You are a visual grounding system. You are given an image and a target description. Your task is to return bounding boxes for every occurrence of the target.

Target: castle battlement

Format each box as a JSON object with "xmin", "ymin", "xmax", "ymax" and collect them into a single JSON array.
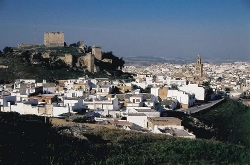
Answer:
[{"xmin": 44, "ymin": 32, "xmax": 64, "ymax": 47}]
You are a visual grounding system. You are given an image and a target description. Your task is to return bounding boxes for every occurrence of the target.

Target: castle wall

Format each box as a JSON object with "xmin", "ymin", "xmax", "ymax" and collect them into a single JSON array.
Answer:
[
  {"xmin": 44, "ymin": 32, "xmax": 64, "ymax": 47},
  {"xmin": 64, "ymin": 54, "xmax": 73, "ymax": 66},
  {"xmin": 92, "ymin": 46, "xmax": 102, "ymax": 60},
  {"xmin": 83, "ymin": 53, "xmax": 95, "ymax": 72},
  {"xmin": 76, "ymin": 53, "xmax": 98, "ymax": 73},
  {"xmin": 58, "ymin": 54, "xmax": 73, "ymax": 67},
  {"xmin": 77, "ymin": 41, "xmax": 85, "ymax": 50},
  {"xmin": 18, "ymin": 43, "xmax": 42, "ymax": 48}
]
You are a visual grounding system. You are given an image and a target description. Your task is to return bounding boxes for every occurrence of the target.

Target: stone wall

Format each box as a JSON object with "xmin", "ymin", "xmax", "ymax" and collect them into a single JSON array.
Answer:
[
  {"xmin": 102, "ymin": 58, "xmax": 112, "ymax": 63},
  {"xmin": 58, "ymin": 54, "xmax": 73, "ymax": 67},
  {"xmin": 42, "ymin": 52, "xmax": 50, "ymax": 59},
  {"xmin": 92, "ymin": 46, "xmax": 102, "ymax": 60},
  {"xmin": 44, "ymin": 32, "xmax": 64, "ymax": 47},
  {"xmin": 77, "ymin": 41, "xmax": 85, "ymax": 51},
  {"xmin": 64, "ymin": 54, "xmax": 73, "ymax": 66},
  {"xmin": 158, "ymin": 87, "xmax": 168, "ymax": 100},
  {"xmin": 76, "ymin": 53, "xmax": 98, "ymax": 72},
  {"xmin": 18, "ymin": 43, "xmax": 42, "ymax": 48}
]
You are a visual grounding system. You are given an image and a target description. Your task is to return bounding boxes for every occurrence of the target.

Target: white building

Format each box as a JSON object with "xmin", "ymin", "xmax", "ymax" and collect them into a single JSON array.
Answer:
[
  {"xmin": 167, "ymin": 90, "xmax": 195, "ymax": 108},
  {"xmin": 83, "ymin": 97, "xmax": 119, "ymax": 111},
  {"xmin": 165, "ymin": 77, "xmax": 187, "ymax": 86},
  {"xmin": 179, "ymin": 83, "xmax": 205, "ymax": 100},
  {"xmin": 127, "ymin": 113, "xmax": 147, "ymax": 128}
]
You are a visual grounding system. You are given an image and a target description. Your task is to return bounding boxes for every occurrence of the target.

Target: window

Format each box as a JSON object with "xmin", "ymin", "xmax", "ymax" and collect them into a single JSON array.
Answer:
[{"xmin": 136, "ymin": 99, "xmax": 140, "ymax": 102}]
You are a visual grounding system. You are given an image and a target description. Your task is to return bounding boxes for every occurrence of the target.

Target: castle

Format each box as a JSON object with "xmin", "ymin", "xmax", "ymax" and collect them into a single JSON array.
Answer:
[
  {"xmin": 44, "ymin": 32, "xmax": 64, "ymax": 47},
  {"xmin": 17, "ymin": 32, "xmax": 115, "ymax": 73}
]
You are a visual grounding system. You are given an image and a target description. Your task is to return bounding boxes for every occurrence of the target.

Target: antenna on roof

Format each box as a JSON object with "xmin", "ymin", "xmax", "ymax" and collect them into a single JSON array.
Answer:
[{"xmin": 34, "ymin": 23, "xmax": 37, "ymax": 44}]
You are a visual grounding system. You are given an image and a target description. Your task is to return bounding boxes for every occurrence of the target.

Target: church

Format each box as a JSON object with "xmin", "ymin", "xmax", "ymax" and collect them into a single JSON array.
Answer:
[{"xmin": 173, "ymin": 54, "xmax": 205, "ymax": 84}]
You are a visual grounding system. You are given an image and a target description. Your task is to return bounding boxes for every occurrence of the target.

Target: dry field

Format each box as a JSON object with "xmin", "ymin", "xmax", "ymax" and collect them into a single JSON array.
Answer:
[{"xmin": 50, "ymin": 117, "xmax": 115, "ymax": 129}]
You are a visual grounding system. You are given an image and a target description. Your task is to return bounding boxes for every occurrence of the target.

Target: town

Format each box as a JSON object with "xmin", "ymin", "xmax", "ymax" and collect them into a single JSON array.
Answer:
[{"xmin": 0, "ymin": 32, "xmax": 249, "ymax": 140}]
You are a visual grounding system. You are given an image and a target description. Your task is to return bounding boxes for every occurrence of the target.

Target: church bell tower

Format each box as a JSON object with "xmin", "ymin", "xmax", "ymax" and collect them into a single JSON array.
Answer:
[{"xmin": 195, "ymin": 54, "xmax": 203, "ymax": 77}]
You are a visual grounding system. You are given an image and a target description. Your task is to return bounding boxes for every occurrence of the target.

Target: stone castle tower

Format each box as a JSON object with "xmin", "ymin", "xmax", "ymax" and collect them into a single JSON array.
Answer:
[
  {"xmin": 195, "ymin": 54, "xmax": 203, "ymax": 77},
  {"xmin": 44, "ymin": 32, "xmax": 64, "ymax": 47},
  {"xmin": 92, "ymin": 46, "xmax": 102, "ymax": 60}
]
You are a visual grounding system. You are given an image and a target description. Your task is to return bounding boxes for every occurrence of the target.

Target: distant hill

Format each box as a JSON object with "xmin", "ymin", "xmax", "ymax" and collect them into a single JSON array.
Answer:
[
  {"xmin": 124, "ymin": 55, "xmax": 249, "ymax": 65},
  {"xmin": 124, "ymin": 56, "xmax": 195, "ymax": 65}
]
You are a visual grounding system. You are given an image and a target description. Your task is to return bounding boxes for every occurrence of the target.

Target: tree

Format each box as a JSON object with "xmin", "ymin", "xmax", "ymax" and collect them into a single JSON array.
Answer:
[
  {"xmin": 217, "ymin": 77, "xmax": 223, "ymax": 82},
  {"xmin": 140, "ymin": 87, "xmax": 151, "ymax": 93},
  {"xmin": 87, "ymin": 46, "xmax": 92, "ymax": 53},
  {"xmin": 21, "ymin": 50, "xmax": 31, "ymax": 64},
  {"xmin": 119, "ymin": 57, "xmax": 125, "ymax": 70},
  {"xmin": 69, "ymin": 43, "xmax": 77, "ymax": 47},
  {"xmin": 225, "ymin": 87, "xmax": 231, "ymax": 93},
  {"xmin": 111, "ymin": 86, "xmax": 121, "ymax": 94},
  {"xmin": 171, "ymin": 84, "xmax": 179, "ymax": 90},
  {"xmin": 3, "ymin": 46, "xmax": 13, "ymax": 54},
  {"xmin": 202, "ymin": 81, "xmax": 210, "ymax": 87}
]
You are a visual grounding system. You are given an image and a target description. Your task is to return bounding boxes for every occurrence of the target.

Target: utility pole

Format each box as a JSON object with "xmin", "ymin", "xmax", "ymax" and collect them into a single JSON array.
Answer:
[{"xmin": 34, "ymin": 23, "xmax": 37, "ymax": 45}]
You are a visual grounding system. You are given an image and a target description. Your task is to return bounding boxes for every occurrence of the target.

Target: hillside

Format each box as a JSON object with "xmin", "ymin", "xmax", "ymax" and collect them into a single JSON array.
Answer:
[
  {"xmin": 182, "ymin": 98, "xmax": 250, "ymax": 147},
  {"xmin": 0, "ymin": 46, "xmax": 133, "ymax": 83},
  {"xmin": 0, "ymin": 112, "xmax": 249, "ymax": 165}
]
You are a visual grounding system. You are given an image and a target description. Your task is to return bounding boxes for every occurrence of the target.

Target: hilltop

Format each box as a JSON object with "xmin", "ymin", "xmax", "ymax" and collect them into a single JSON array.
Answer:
[{"xmin": 0, "ymin": 46, "xmax": 133, "ymax": 83}]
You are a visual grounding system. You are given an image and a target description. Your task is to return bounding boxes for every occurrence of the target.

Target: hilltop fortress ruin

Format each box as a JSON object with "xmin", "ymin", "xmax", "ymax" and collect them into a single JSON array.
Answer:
[
  {"xmin": 17, "ymin": 32, "xmax": 120, "ymax": 73},
  {"xmin": 44, "ymin": 32, "xmax": 64, "ymax": 47}
]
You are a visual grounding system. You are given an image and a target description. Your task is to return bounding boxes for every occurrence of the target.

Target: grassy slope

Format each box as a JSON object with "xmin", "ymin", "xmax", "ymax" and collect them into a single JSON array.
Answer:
[
  {"xmin": 0, "ymin": 54, "xmax": 83, "ymax": 81},
  {"xmin": 182, "ymin": 98, "xmax": 250, "ymax": 148},
  {"xmin": 0, "ymin": 49, "xmax": 132, "ymax": 82},
  {"xmin": 0, "ymin": 112, "xmax": 249, "ymax": 165}
]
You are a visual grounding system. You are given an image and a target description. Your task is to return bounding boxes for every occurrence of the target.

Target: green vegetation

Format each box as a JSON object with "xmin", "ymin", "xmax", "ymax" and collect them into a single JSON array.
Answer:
[
  {"xmin": 72, "ymin": 116, "xmax": 95, "ymax": 123},
  {"xmin": 0, "ymin": 53, "xmax": 83, "ymax": 82},
  {"xmin": 97, "ymin": 51, "xmax": 125, "ymax": 70},
  {"xmin": 182, "ymin": 98, "xmax": 250, "ymax": 148},
  {"xmin": 0, "ymin": 47, "xmax": 132, "ymax": 83},
  {"xmin": 3, "ymin": 46, "xmax": 13, "ymax": 54},
  {"xmin": 0, "ymin": 112, "xmax": 249, "ymax": 165},
  {"xmin": 132, "ymin": 84, "xmax": 151, "ymax": 93},
  {"xmin": 225, "ymin": 87, "xmax": 231, "ymax": 92}
]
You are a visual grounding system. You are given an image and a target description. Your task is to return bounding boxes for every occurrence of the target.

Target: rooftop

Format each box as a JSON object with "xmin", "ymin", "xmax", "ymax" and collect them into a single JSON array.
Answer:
[
  {"xmin": 136, "ymin": 109, "xmax": 158, "ymax": 112},
  {"xmin": 148, "ymin": 117, "xmax": 181, "ymax": 123},
  {"xmin": 127, "ymin": 113, "xmax": 147, "ymax": 116}
]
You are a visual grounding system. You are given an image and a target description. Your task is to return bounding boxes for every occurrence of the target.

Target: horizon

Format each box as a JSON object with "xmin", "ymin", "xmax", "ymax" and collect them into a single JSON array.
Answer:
[{"xmin": 0, "ymin": 0, "xmax": 249, "ymax": 61}]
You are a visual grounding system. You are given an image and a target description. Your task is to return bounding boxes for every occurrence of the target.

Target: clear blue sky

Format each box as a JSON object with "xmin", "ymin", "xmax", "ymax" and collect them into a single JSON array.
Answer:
[{"xmin": 0, "ymin": 0, "xmax": 249, "ymax": 60}]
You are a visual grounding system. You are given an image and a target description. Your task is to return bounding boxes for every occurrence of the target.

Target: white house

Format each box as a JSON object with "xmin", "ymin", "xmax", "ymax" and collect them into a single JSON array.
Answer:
[
  {"xmin": 83, "ymin": 97, "xmax": 119, "ymax": 111},
  {"xmin": 64, "ymin": 89, "xmax": 86, "ymax": 98},
  {"xmin": 62, "ymin": 98, "xmax": 87, "ymax": 111},
  {"xmin": 167, "ymin": 90, "xmax": 195, "ymax": 108},
  {"xmin": 135, "ymin": 109, "xmax": 160, "ymax": 117},
  {"xmin": 164, "ymin": 77, "xmax": 187, "ymax": 86},
  {"xmin": 179, "ymin": 83, "xmax": 205, "ymax": 100},
  {"xmin": 127, "ymin": 113, "xmax": 147, "ymax": 128},
  {"xmin": 95, "ymin": 85, "xmax": 112, "ymax": 96},
  {"xmin": 126, "ymin": 94, "xmax": 145, "ymax": 108},
  {"xmin": 151, "ymin": 87, "xmax": 159, "ymax": 97}
]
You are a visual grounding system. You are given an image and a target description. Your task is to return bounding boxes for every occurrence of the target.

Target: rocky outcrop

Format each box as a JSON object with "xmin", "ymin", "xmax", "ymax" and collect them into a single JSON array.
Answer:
[{"xmin": 55, "ymin": 123, "xmax": 92, "ymax": 140}]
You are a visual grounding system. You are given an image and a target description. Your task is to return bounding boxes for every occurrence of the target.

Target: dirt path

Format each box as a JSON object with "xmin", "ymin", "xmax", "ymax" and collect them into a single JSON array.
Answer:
[{"xmin": 50, "ymin": 117, "xmax": 115, "ymax": 129}]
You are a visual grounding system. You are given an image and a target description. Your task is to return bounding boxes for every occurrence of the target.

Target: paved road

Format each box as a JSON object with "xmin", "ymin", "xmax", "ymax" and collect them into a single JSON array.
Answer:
[{"xmin": 176, "ymin": 98, "xmax": 224, "ymax": 114}]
